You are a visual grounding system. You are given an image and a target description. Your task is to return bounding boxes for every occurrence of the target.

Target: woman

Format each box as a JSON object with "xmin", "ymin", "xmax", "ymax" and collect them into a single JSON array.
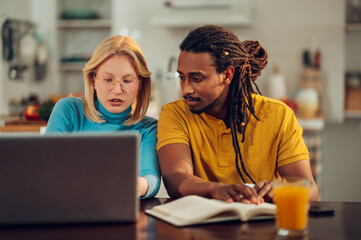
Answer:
[{"xmin": 46, "ymin": 35, "xmax": 160, "ymax": 198}]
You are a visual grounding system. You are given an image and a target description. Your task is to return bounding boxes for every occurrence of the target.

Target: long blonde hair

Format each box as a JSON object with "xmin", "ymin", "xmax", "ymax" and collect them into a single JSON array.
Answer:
[{"xmin": 82, "ymin": 35, "xmax": 151, "ymax": 125}]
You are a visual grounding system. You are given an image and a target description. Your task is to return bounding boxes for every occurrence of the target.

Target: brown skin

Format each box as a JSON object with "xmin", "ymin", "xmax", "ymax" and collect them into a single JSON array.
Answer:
[
  {"xmin": 159, "ymin": 143, "xmax": 262, "ymax": 204},
  {"xmin": 158, "ymin": 51, "xmax": 318, "ymax": 203},
  {"xmin": 254, "ymin": 160, "xmax": 319, "ymax": 202}
]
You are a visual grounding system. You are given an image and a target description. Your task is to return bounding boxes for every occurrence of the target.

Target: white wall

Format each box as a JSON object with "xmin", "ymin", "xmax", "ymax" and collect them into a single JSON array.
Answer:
[
  {"xmin": 0, "ymin": 0, "xmax": 57, "ymax": 115},
  {"xmin": 111, "ymin": 0, "xmax": 345, "ymax": 122},
  {"xmin": 0, "ymin": 0, "xmax": 32, "ymax": 114},
  {"xmin": 322, "ymin": 120, "xmax": 361, "ymax": 202},
  {"xmin": 254, "ymin": 0, "xmax": 345, "ymax": 123},
  {"xmin": 112, "ymin": 0, "xmax": 189, "ymax": 107}
]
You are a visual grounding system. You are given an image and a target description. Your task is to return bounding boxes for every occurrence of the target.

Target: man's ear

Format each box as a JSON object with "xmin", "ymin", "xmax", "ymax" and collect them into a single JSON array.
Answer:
[{"xmin": 222, "ymin": 66, "xmax": 235, "ymax": 85}]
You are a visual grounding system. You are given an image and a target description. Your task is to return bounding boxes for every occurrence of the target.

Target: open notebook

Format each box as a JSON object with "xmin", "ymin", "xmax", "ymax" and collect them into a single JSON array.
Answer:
[{"xmin": 146, "ymin": 195, "xmax": 276, "ymax": 227}]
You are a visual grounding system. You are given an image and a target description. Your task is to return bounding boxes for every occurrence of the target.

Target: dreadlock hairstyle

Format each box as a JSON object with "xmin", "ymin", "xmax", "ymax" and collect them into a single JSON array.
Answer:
[{"xmin": 180, "ymin": 25, "xmax": 268, "ymax": 183}]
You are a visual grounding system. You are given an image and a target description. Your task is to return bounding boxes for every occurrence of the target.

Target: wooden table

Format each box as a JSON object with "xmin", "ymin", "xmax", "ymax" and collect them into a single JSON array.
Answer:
[{"xmin": 0, "ymin": 199, "xmax": 360, "ymax": 240}]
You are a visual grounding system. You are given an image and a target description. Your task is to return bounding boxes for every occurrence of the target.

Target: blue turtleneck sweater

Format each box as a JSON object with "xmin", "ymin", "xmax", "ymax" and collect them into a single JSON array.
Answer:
[{"xmin": 45, "ymin": 97, "xmax": 160, "ymax": 198}]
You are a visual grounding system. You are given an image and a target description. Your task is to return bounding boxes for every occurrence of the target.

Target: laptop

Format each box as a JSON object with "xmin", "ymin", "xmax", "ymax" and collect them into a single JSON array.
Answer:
[{"xmin": 0, "ymin": 132, "xmax": 139, "ymax": 225}]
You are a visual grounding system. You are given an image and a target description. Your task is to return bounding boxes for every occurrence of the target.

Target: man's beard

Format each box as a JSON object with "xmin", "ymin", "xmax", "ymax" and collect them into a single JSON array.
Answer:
[{"xmin": 184, "ymin": 95, "xmax": 222, "ymax": 114}]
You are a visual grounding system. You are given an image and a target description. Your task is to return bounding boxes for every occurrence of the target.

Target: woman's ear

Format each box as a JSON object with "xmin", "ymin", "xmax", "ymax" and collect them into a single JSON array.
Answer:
[
  {"xmin": 137, "ymin": 78, "xmax": 142, "ymax": 93},
  {"xmin": 92, "ymin": 74, "xmax": 97, "ymax": 90},
  {"xmin": 222, "ymin": 66, "xmax": 235, "ymax": 85}
]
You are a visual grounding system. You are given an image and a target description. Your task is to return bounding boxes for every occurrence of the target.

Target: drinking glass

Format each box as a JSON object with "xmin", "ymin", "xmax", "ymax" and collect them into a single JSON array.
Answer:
[{"xmin": 273, "ymin": 176, "xmax": 310, "ymax": 237}]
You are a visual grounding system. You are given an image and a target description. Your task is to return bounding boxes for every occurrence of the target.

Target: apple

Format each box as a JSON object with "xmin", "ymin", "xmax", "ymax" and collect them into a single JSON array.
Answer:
[{"xmin": 24, "ymin": 105, "xmax": 40, "ymax": 120}]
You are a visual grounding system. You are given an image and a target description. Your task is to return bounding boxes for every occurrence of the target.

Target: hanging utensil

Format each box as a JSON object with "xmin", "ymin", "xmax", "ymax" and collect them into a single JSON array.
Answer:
[
  {"xmin": 1, "ymin": 19, "xmax": 14, "ymax": 61},
  {"xmin": 19, "ymin": 32, "xmax": 37, "ymax": 66},
  {"xmin": 8, "ymin": 64, "xmax": 27, "ymax": 80},
  {"xmin": 34, "ymin": 32, "xmax": 48, "ymax": 81},
  {"xmin": 8, "ymin": 22, "xmax": 27, "ymax": 80}
]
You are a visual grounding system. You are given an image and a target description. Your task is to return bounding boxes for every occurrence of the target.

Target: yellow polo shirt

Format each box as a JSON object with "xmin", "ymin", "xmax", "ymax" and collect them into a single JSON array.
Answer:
[{"xmin": 157, "ymin": 94, "xmax": 309, "ymax": 184}]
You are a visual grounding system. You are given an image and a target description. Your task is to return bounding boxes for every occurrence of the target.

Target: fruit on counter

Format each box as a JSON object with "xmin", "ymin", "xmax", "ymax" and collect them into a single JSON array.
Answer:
[{"xmin": 24, "ymin": 105, "xmax": 40, "ymax": 120}]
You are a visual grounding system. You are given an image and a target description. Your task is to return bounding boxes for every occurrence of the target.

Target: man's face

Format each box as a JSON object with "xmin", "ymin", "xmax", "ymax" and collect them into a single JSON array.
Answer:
[{"xmin": 177, "ymin": 51, "xmax": 229, "ymax": 115}]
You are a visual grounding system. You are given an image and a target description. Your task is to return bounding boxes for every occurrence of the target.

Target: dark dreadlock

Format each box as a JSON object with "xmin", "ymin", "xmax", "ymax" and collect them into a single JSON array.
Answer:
[{"xmin": 180, "ymin": 25, "xmax": 268, "ymax": 184}]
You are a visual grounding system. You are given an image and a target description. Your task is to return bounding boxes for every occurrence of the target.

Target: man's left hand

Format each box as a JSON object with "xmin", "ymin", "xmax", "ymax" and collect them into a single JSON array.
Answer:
[{"xmin": 254, "ymin": 180, "xmax": 273, "ymax": 202}]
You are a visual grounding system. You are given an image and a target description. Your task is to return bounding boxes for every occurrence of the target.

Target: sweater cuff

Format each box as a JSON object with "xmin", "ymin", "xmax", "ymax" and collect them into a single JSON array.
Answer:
[{"xmin": 141, "ymin": 174, "xmax": 158, "ymax": 199}]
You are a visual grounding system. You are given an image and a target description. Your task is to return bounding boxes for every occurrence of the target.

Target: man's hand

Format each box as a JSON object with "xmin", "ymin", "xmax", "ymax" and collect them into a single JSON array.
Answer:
[
  {"xmin": 208, "ymin": 182, "xmax": 263, "ymax": 204},
  {"xmin": 159, "ymin": 143, "xmax": 265, "ymax": 204},
  {"xmin": 254, "ymin": 180, "xmax": 273, "ymax": 202}
]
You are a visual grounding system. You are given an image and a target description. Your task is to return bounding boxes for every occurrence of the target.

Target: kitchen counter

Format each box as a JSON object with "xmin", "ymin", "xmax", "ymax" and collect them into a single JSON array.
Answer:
[
  {"xmin": 0, "ymin": 117, "xmax": 47, "ymax": 132},
  {"xmin": 297, "ymin": 114, "xmax": 325, "ymax": 131}
]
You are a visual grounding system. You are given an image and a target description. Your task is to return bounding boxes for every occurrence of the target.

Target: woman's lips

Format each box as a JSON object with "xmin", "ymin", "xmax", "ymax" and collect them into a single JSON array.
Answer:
[{"xmin": 109, "ymin": 99, "xmax": 123, "ymax": 106}]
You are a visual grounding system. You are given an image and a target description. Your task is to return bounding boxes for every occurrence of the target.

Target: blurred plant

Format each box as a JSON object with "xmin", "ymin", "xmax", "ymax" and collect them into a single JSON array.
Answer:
[{"xmin": 38, "ymin": 100, "xmax": 55, "ymax": 120}]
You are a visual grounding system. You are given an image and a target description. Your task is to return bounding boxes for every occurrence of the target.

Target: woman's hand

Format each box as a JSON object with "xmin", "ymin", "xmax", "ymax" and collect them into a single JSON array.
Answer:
[
  {"xmin": 254, "ymin": 180, "xmax": 273, "ymax": 202},
  {"xmin": 137, "ymin": 177, "xmax": 149, "ymax": 197}
]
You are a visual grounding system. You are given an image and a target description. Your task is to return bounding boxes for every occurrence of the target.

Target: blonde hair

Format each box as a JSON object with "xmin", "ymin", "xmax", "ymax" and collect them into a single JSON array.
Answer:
[{"xmin": 82, "ymin": 35, "xmax": 151, "ymax": 125}]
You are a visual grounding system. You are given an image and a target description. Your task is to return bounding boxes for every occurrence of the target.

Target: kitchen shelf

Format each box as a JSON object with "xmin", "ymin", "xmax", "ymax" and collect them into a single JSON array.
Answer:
[
  {"xmin": 58, "ymin": 63, "xmax": 86, "ymax": 72},
  {"xmin": 149, "ymin": 0, "xmax": 254, "ymax": 28},
  {"xmin": 346, "ymin": 23, "xmax": 361, "ymax": 31},
  {"xmin": 344, "ymin": 20, "xmax": 361, "ymax": 119},
  {"xmin": 150, "ymin": 13, "xmax": 252, "ymax": 28},
  {"xmin": 297, "ymin": 116, "xmax": 325, "ymax": 131},
  {"xmin": 57, "ymin": 19, "xmax": 112, "ymax": 28},
  {"xmin": 345, "ymin": 110, "xmax": 361, "ymax": 118},
  {"xmin": 55, "ymin": 0, "xmax": 112, "ymax": 94}
]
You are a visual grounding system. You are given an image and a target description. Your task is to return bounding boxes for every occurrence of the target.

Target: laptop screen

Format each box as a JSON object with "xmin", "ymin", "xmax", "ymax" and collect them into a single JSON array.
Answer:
[{"xmin": 0, "ymin": 132, "xmax": 139, "ymax": 224}]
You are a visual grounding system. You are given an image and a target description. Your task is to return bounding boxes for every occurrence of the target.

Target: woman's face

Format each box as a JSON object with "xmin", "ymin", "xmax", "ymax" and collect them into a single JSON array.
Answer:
[{"xmin": 94, "ymin": 55, "xmax": 140, "ymax": 114}]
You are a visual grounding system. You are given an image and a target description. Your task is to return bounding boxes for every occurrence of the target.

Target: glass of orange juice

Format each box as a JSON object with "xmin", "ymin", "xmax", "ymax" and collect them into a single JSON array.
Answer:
[{"xmin": 273, "ymin": 176, "xmax": 310, "ymax": 237}]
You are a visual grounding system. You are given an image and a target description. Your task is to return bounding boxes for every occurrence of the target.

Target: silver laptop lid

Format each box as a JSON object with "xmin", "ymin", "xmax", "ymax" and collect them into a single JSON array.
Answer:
[{"xmin": 0, "ymin": 132, "xmax": 139, "ymax": 224}]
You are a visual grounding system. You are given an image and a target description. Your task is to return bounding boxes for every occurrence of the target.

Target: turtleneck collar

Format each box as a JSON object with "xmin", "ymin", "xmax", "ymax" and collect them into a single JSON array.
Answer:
[{"xmin": 95, "ymin": 97, "xmax": 132, "ymax": 124}]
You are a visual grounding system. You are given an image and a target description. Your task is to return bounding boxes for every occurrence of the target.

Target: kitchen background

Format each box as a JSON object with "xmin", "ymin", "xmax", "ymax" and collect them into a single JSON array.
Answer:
[{"xmin": 0, "ymin": 0, "xmax": 360, "ymax": 202}]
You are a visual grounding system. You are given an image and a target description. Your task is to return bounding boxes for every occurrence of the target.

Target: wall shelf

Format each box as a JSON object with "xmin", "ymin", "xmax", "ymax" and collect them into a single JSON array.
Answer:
[
  {"xmin": 55, "ymin": 0, "xmax": 112, "ymax": 94},
  {"xmin": 149, "ymin": 0, "xmax": 254, "ymax": 28},
  {"xmin": 345, "ymin": 22, "xmax": 361, "ymax": 119},
  {"xmin": 58, "ymin": 63, "xmax": 85, "ymax": 72},
  {"xmin": 346, "ymin": 23, "xmax": 361, "ymax": 31},
  {"xmin": 298, "ymin": 116, "xmax": 325, "ymax": 131},
  {"xmin": 345, "ymin": 110, "xmax": 361, "ymax": 118},
  {"xmin": 150, "ymin": 13, "xmax": 252, "ymax": 28},
  {"xmin": 57, "ymin": 19, "xmax": 112, "ymax": 28}
]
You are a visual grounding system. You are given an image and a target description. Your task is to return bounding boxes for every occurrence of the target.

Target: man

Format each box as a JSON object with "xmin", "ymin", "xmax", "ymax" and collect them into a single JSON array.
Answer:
[{"xmin": 157, "ymin": 25, "xmax": 318, "ymax": 203}]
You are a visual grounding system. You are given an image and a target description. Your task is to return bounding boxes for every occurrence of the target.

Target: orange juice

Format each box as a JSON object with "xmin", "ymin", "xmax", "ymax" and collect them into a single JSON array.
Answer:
[{"xmin": 274, "ymin": 185, "xmax": 309, "ymax": 231}]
